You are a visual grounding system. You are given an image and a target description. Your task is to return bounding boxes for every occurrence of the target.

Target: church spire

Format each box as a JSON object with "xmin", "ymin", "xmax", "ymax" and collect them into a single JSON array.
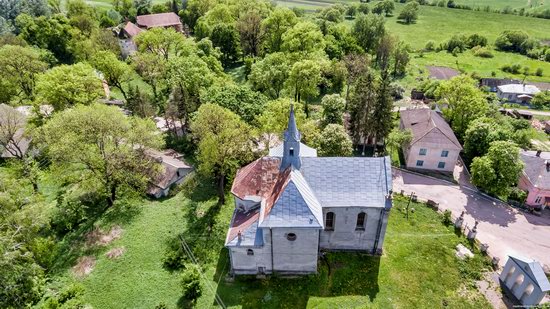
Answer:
[{"xmin": 280, "ymin": 104, "xmax": 301, "ymax": 170}]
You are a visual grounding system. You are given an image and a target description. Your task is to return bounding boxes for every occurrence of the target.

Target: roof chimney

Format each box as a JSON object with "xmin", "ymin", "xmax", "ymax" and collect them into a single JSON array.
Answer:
[
  {"xmin": 536, "ymin": 150, "xmax": 542, "ymax": 157},
  {"xmin": 237, "ymin": 231, "xmax": 242, "ymax": 241}
]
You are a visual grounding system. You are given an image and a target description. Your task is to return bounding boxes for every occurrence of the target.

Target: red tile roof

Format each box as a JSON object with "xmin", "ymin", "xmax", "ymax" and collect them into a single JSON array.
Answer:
[
  {"xmin": 231, "ymin": 157, "xmax": 281, "ymax": 200},
  {"xmin": 123, "ymin": 21, "xmax": 143, "ymax": 37},
  {"xmin": 136, "ymin": 12, "xmax": 182, "ymax": 29},
  {"xmin": 226, "ymin": 208, "xmax": 260, "ymax": 245}
]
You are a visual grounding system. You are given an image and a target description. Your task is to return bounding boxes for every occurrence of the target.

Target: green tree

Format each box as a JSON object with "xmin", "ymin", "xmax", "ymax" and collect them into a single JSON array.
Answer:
[
  {"xmin": 40, "ymin": 104, "xmax": 163, "ymax": 208},
  {"xmin": 286, "ymin": 59, "xmax": 322, "ymax": 107},
  {"xmin": 90, "ymin": 50, "xmax": 133, "ymax": 100},
  {"xmin": 531, "ymin": 91, "xmax": 550, "ymax": 109},
  {"xmin": 249, "ymin": 52, "xmax": 289, "ymax": 99},
  {"xmin": 35, "ymin": 63, "xmax": 104, "ymax": 110},
  {"xmin": 435, "ymin": 75, "xmax": 489, "ymax": 140},
  {"xmin": 314, "ymin": 124, "xmax": 353, "ymax": 157},
  {"xmin": 495, "ymin": 30, "xmax": 530, "ymax": 54},
  {"xmin": 131, "ymin": 52, "xmax": 169, "ymax": 104},
  {"xmin": 386, "ymin": 127, "xmax": 412, "ymax": 157},
  {"xmin": 372, "ymin": 71, "xmax": 393, "ymax": 143},
  {"xmin": 397, "ymin": 1, "xmax": 419, "ymax": 24},
  {"xmin": 210, "ymin": 23, "xmax": 241, "ymax": 66},
  {"xmin": 133, "ymin": 27, "xmax": 188, "ymax": 60},
  {"xmin": 470, "ymin": 141, "xmax": 523, "ymax": 197},
  {"xmin": 200, "ymin": 83, "xmax": 268, "ymax": 124},
  {"xmin": 392, "ymin": 41, "xmax": 410, "ymax": 77},
  {"xmin": 0, "ymin": 104, "xmax": 27, "ymax": 160},
  {"xmin": 463, "ymin": 117, "xmax": 511, "ymax": 161},
  {"xmin": 321, "ymin": 94, "xmax": 345, "ymax": 126},
  {"xmin": 0, "ymin": 45, "xmax": 48, "ymax": 102},
  {"xmin": 352, "ymin": 13, "xmax": 385, "ymax": 53},
  {"xmin": 342, "ymin": 53, "xmax": 369, "ymax": 103},
  {"xmin": 262, "ymin": 7, "xmax": 297, "ymax": 53},
  {"xmin": 181, "ymin": 264, "xmax": 202, "ymax": 301},
  {"xmin": 349, "ymin": 71, "xmax": 378, "ymax": 152},
  {"xmin": 281, "ymin": 21, "xmax": 325, "ymax": 56},
  {"xmin": 191, "ymin": 104, "xmax": 253, "ymax": 203}
]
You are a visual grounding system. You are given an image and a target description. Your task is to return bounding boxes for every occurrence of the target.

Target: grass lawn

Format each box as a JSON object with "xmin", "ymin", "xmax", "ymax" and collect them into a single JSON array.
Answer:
[
  {"xmin": 452, "ymin": 0, "xmax": 550, "ymax": 11},
  {"xmin": 47, "ymin": 173, "xmax": 494, "ymax": 308}
]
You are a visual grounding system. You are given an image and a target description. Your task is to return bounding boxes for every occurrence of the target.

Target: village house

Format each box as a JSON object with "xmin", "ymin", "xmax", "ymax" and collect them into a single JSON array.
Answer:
[
  {"xmin": 497, "ymin": 84, "xmax": 540, "ymax": 104},
  {"xmin": 518, "ymin": 150, "xmax": 550, "ymax": 210},
  {"xmin": 479, "ymin": 78, "xmax": 520, "ymax": 92},
  {"xmin": 499, "ymin": 255, "xmax": 550, "ymax": 306},
  {"xmin": 225, "ymin": 107, "xmax": 392, "ymax": 275},
  {"xmin": 399, "ymin": 108, "xmax": 462, "ymax": 173},
  {"xmin": 147, "ymin": 149, "xmax": 193, "ymax": 198}
]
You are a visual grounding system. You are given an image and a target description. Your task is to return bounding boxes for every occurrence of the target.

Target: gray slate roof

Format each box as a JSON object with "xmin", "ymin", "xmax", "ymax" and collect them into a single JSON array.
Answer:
[
  {"xmin": 520, "ymin": 151, "xmax": 550, "ymax": 189},
  {"xmin": 226, "ymin": 208, "xmax": 264, "ymax": 247},
  {"xmin": 300, "ymin": 156, "xmax": 392, "ymax": 208},
  {"xmin": 260, "ymin": 170, "xmax": 323, "ymax": 228},
  {"xmin": 509, "ymin": 255, "xmax": 550, "ymax": 292}
]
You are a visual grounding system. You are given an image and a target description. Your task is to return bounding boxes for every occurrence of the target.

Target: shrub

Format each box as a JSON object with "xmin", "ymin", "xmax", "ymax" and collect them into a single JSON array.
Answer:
[
  {"xmin": 495, "ymin": 30, "xmax": 530, "ymax": 54},
  {"xmin": 472, "ymin": 46, "xmax": 494, "ymax": 58},
  {"xmin": 501, "ymin": 63, "xmax": 521, "ymax": 74},
  {"xmin": 466, "ymin": 33, "xmax": 487, "ymax": 48},
  {"xmin": 536, "ymin": 68, "xmax": 544, "ymax": 76},
  {"xmin": 181, "ymin": 264, "xmax": 202, "ymax": 300},
  {"xmin": 442, "ymin": 209, "xmax": 453, "ymax": 226},
  {"xmin": 163, "ymin": 236, "xmax": 187, "ymax": 270},
  {"xmin": 424, "ymin": 40, "xmax": 435, "ymax": 51}
]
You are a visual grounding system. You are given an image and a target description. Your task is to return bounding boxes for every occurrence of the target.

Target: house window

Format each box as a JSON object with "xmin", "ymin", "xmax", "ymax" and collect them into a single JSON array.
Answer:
[
  {"xmin": 441, "ymin": 150, "xmax": 449, "ymax": 157},
  {"xmin": 289, "ymin": 148, "xmax": 294, "ymax": 156},
  {"xmin": 419, "ymin": 148, "xmax": 427, "ymax": 156},
  {"xmin": 286, "ymin": 233, "xmax": 297, "ymax": 241},
  {"xmin": 416, "ymin": 160, "xmax": 424, "ymax": 167},
  {"xmin": 325, "ymin": 212, "xmax": 335, "ymax": 230},
  {"xmin": 356, "ymin": 212, "xmax": 366, "ymax": 230},
  {"xmin": 535, "ymin": 196, "xmax": 543, "ymax": 204},
  {"xmin": 438, "ymin": 162, "xmax": 446, "ymax": 169},
  {"xmin": 247, "ymin": 249, "xmax": 254, "ymax": 256}
]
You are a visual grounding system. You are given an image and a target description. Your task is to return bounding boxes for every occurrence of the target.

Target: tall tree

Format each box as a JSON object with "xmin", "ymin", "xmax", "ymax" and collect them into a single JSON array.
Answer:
[
  {"xmin": 386, "ymin": 127, "xmax": 412, "ymax": 157},
  {"xmin": 131, "ymin": 52, "xmax": 169, "ymax": 104},
  {"xmin": 435, "ymin": 75, "xmax": 490, "ymax": 139},
  {"xmin": 35, "ymin": 63, "xmax": 104, "ymax": 111},
  {"xmin": 281, "ymin": 21, "xmax": 325, "ymax": 56},
  {"xmin": 352, "ymin": 13, "xmax": 385, "ymax": 53},
  {"xmin": 397, "ymin": 1, "xmax": 419, "ymax": 24},
  {"xmin": 372, "ymin": 70, "xmax": 393, "ymax": 144},
  {"xmin": 261, "ymin": 7, "xmax": 297, "ymax": 53},
  {"xmin": 286, "ymin": 60, "xmax": 322, "ymax": 114},
  {"xmin": 0, "ymin": 45, "xmax": 48, "ymax": 102},
  {"xmin": 341, "ymin": 53, "xmax": 369, "ymax": 103},
  {"xmin": 133, "ymin": 28, "xmax": 187, "ymax": 60},
  {"xmin": 236, "ymin": 10, "xmax": 264, "ymax": 57},
  {"xmin": 249, "ymin": 52, "xmax": 289, "ymax": 99},
  {"xmin": 349, "ymin": 70, "xmax": 378, "ymax": 153},
  {"xmin": 210, "ymin": 23, "xmax": 241, "ymax": 66},
  {"xmin": 90, "ymin": 51, "xmax": 133, "ymax": 100},
  {"xmin": 0, "ymin": 104, "xmax": 27, "ymax": 160},
  {"xmin": 191, "ymin": 104, "xmax": 252, "ymax": 204},
  {"xmin": 40, "ymin": 104, "xmax": 163, "ymax": 208},
  {"xmin": 321, "ymin": 94, "xmax": 345, "ymax": 126}
]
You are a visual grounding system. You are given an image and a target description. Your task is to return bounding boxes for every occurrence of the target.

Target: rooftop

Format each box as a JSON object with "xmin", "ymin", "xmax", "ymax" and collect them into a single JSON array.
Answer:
[
  {"xmin": 497, "ymin": 84, "xmax": 540, "ymax": 95},
  {"xmin": 509, "ymin": 255, "xmax": 550, "ymax": 292},
  {"xmin": 400, "ymin": 108, "xmax": 462, "ymax": 150},
  {"xmin": 520, "ymin": 150, "xmax": 550, "ymax": 189},
  {"xmin": 136, "ymin": 12, "xmax": 182, "ymax": 29}
]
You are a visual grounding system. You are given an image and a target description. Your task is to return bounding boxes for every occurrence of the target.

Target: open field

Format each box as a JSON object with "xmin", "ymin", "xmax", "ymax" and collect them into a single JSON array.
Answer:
[
  {"xmin": 453, "ymin": 0, "xmax": 550, "ymax": 11},
  {"xmin": 46, "ymin": 176, "xmax": 493, "ymax": 308}
]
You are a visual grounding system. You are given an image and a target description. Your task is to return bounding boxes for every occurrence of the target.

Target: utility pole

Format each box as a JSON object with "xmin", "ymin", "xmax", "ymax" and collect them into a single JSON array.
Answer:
[{"xmin": 406, "ymin": 191, "xmax": 415, "ymax": 220}]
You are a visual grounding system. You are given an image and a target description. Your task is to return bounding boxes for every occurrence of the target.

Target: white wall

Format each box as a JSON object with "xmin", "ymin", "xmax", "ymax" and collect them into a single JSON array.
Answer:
[
  {"xmin": 271, "ymin": 228, "xmax": 319, "ymax": 274},
  {"xmin": 405, "ymin": 143, "xmax": 459, "ymax": 172}
]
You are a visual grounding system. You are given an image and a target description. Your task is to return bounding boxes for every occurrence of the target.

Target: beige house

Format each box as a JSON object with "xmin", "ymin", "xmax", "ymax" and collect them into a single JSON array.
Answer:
[{"xmin": 399, "ymin": 109, "xmax": 462, "ymax": 172}]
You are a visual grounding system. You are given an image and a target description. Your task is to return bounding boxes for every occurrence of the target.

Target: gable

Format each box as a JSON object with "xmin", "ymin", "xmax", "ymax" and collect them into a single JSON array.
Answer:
[{"xmin": 414, "ymin": 127, "xmax": 462, "ymax": 150}]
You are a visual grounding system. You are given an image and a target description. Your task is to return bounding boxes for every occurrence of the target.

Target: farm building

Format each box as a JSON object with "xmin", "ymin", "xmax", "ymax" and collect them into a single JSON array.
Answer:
[
  {"xmin": 497, "ymin": 84, "xmax": 540, "ymax": 104},
  {"xmin": 136, "ymin": 12, "xmax": 183, "ymax": 32},
  {"xmin": 399, "ymin": 108, "xmax": 462, "ymax": 173},
  {"xmin": 225, "ymin": 106, "xmax": 393, "ymax": 275},
  {"xmin": 147, "ymin": 149, "xmax": 193, "ymax": 198},
  {"xmin": 479, "ymin": 78, "xmax": 520, "ymax": 92}
]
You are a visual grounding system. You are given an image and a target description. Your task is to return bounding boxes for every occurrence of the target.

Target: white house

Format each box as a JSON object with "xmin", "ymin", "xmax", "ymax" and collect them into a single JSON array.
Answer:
[
  {"xmin": 147, "ymin": 149, "xmax": 193, "ymax": 198},
  {"xmin": 399, "ymin": 109, "xmax": 462, "ymax": 173},
  {"xmin": 225, "ymin": 106, "xmax": 393, "ymax": 275},
  {"xmin": 497, "ymin": 84, "xmax": 540, "ymax": 104}
]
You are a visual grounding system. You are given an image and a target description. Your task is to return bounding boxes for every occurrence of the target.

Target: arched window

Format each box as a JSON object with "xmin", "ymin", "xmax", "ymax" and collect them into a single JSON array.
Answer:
[
  {"xmin": 356, "ymin": 212, "xmax": 366, "ymax": 230},
  {"xmin": 247, "ymin": 249, "xmax": 254, "ymax": 256},
  {"xmin": 286, "ymin": 233, "xmax": 297, "ymax": 241},
  {"xmin": 325, "ymin": 212, "xmax": 335, "ymax": 231}
]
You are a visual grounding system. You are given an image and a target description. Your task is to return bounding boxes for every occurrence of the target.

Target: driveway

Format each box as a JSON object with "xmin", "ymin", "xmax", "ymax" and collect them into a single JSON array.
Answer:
[{"xmin": 392, "ymin": 168, "xmax": 550, "ymax": 271}]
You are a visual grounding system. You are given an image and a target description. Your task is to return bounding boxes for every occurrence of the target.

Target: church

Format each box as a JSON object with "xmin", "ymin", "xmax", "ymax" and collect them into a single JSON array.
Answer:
[{"xmin": 225, "ymin": 106, "xmax": 393, "ymax": 275}]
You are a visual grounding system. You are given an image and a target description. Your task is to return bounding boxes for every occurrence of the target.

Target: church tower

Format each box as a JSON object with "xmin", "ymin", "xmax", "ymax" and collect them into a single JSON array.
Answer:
[{"xmin": 280, "ymin": 105, "xmax": 301, "ymax": 170}]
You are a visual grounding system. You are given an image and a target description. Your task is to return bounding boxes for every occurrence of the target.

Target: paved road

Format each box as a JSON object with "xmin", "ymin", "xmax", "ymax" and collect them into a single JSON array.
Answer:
[{"xmin": 392, "ymin": 168, "xmax": 550, "ymax": 271}]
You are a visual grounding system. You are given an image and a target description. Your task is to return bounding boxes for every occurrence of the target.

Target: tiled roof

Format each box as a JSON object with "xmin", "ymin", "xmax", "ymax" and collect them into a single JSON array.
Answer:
[
  {"xmin": 136, "ymin": 12, "xmax": 182, "ymax": 29},
  {"xmin": 260, "ymin": 170, "xmax": 323, "ymax": 228},
  {"xmin": 300, "ymin": 157, "xmax": 392, "ymax": 208},
  {"xmin": 123, "ymin": 21, "xmax": 142, "ymax": 37},
  {"xmin": 231, "ymin": 157, "xmax": 281, "ymax": 200},
  {"xmin": 497, "ymin": 84, "xmax": 540, "ymax": 95},
  {"xmin": 520, "ymin": 151, "xmax": 550, "ymax": 189},
  {"xmin": 268, "ymin": 142, "xmax": 317, "ymax": 157},
  {"xmin": 226, "ymin": 208, "xmax": 263, "ymax": 247},
  {"xmin": 400, "ymin": 108, "xmax": 462, "ymax": 150},
  {"xmin": 509, "ymin": 255, "xmax": 550, "ymax": 291}
]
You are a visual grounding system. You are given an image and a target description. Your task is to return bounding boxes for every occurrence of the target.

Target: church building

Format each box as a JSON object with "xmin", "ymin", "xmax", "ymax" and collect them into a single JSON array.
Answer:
[{"xmin": 225, "ymin": 106, "xmax": 393, "ymax": 275}]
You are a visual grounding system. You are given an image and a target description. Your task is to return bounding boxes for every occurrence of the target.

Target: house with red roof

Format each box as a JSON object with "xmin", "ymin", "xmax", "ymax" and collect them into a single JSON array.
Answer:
[
  {"xmin": 225, "ymin": 106, "xmax": 393, "ymax": 275},
  {"xmin": 136, "ymin": 12, "xmax": 183, "ymax": 32}
]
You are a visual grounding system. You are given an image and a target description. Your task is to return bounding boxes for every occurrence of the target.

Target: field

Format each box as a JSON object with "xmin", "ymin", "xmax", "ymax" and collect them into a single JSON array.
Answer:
[
  {"xmin": 453, "ymin": 0, "xmax": 550, "ymax": 12},
  {"xmin": 45, "ymin": 175, "xmax": 493, "ymax": 308}
]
